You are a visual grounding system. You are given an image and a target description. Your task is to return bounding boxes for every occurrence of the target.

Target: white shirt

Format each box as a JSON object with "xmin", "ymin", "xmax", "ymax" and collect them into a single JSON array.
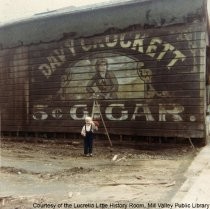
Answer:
[{"xmin": 81, "ymin": 122, "xmax": 98, "ymax": 137}]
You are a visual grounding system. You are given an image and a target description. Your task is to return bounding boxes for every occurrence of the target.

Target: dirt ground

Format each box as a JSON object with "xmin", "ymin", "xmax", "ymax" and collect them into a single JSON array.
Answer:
[{"xmin": 0, "ymin": 138, "xmax": 198, "ymax": 209}]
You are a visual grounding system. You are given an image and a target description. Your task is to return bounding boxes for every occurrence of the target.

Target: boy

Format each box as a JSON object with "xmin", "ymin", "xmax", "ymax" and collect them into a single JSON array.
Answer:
[{"xmin": 81, "ymin": 116, "xmax": 98, "ymax": 157}]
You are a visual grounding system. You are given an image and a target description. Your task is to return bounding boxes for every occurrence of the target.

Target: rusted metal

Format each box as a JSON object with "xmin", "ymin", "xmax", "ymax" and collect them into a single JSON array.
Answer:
[
  {"xmin": 0, "ymin": 0, "xmax": 209, "ymax": 141},
  {"xmin": 0, "ymin": 0, "xmax": 206, "ymax": 48}
]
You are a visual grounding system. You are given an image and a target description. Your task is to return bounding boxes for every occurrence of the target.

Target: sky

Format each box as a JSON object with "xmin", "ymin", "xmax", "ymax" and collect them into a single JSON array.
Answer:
[{"xmin": 0, "ymin": 0, "xmax": 112, "ymax": 23}]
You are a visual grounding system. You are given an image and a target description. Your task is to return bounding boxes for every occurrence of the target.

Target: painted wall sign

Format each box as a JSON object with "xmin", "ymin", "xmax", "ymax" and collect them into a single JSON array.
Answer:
[{"xmin": 30, "ymin": 30, "xmax": 199, "ymax": 125}]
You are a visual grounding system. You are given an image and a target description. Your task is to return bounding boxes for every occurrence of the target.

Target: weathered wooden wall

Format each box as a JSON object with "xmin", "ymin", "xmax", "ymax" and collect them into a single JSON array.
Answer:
[
  {"xmin": 0, "ymin": 47, "xmax": 29, "ymax": 132},
  {"xmin": 0, "ymin": 0, "xmax": 208, "ymax": 139}
]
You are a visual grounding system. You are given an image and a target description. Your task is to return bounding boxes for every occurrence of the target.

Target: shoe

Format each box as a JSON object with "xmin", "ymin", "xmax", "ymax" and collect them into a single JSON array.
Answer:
[
  {"xmin": 89, "ymin": 153, "xmax": 93, "ymax": 157},
  {"xmin": 84, "ymin": 154, "xmax": 89, "ymax": 157}
]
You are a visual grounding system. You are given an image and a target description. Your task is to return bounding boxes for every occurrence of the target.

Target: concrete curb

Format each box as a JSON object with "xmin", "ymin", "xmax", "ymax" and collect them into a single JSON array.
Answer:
[{"xmin": 171, "ymin": 144, "xmax": 210, "ymax": 204}]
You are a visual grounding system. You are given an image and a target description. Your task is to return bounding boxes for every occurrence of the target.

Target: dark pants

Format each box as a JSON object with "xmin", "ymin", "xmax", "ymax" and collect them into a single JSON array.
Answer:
[{"xmin": 84, "ymin": 131, "xmax": 93, "ymax": 154}]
